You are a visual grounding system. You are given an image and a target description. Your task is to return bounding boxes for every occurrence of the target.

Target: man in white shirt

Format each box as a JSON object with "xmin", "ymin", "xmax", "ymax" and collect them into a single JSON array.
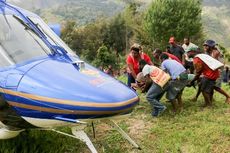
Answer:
[
  {"xmin": 182, "ymin": 37, "xmax": 198, "ymax": 53},
  {"xmin": 142, "ymin": 65, "xmax": 170, "ymax": 117},
  {"xmin": 182, "ymin": 37, "xmax": 199, "ymax": 73}
]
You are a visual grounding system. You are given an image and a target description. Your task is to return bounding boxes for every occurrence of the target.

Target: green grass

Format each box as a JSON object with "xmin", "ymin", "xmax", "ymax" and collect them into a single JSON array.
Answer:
[{"xmin": 0, "ymin": 81, "xmax": 229, "ymax": 153}]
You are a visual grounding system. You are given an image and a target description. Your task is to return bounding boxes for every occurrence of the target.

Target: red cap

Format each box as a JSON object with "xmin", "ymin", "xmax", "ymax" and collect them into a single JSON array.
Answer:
[{"xmin": 169, "ymin": 37, "xmax": 175, "ymax": 44}]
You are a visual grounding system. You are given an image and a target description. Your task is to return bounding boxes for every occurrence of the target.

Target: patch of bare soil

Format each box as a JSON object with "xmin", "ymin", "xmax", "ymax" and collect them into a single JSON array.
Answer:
[
  {"xmin": 94, "ymin": 122, "xmax": 112, "ymax": 138},
  {"xmin": 127, "ymin": 117, "xmax": 153, "ymax": 140}
]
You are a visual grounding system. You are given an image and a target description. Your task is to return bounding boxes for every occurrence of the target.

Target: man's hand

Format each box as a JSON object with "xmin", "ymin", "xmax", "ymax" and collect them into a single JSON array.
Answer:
[
  {"xmin": 131, "ymin": 83, "xmax": 138, "ymax": 90},
  {"xmin": 187, "ymin": 81, "xmax": 196, "ymax": 88}
]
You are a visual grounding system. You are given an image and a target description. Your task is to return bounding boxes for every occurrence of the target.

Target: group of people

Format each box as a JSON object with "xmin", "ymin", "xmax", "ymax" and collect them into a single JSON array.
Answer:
[
  {"xmin": 126, "ymin": 37, "xmax": 230, "ymax": 117},
  {"xmin": 99, "ymin": 65, "xmax": 115, "ymax": 77}
]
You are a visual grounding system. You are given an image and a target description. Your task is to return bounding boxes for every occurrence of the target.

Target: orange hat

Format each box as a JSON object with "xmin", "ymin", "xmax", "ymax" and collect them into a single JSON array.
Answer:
[{"xmin": 169, "ymin": 37, "xmax": 175, "ymax": 44}]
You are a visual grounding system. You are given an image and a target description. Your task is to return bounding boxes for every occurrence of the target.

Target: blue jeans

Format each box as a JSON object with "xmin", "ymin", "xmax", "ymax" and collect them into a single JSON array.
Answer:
[
  {"xmin": 127, "ymin": 73, "xmax": 135, "ymax": 87},
  {"xmin": 146, "ymin": 82, "xmax": 166, "ymax": 113}
]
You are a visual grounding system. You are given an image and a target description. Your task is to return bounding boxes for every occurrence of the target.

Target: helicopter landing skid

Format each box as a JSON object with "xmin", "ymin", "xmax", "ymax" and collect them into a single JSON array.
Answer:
[
  {"xmin": 51, "ymin": 119, "xmax": 141, "ymax": 153},
  {"xmin": 51, "ymin": 128, "xmax": 97, "ymax": 153}
]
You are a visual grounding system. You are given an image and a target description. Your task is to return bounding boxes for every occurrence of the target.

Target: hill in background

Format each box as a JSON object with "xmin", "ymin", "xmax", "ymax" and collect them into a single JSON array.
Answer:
[
  {"xmin": 9, "ymin": 0, "xmax": 125, "ymax": 25},
  {"xmin": 202, "ymin": 0, "xmax": 230, "ymax": 48},
  {"xmin": 8, "ymin": 0, "xmax": 230, "ymax": 48}
]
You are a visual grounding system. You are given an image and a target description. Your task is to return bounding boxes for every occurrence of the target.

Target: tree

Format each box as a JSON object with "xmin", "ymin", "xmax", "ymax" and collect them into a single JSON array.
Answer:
[
  {"xmin": 103, "ymin": 14, "xmax": 126, "ymax": 55},
  {"xmin": 93, "ymin": 45, "xmax": 116, "ymax": 68},
  {"xmin": 219, "ymin": 45, "xmax": 230, "ymax": 62},
  {"xmin": 61, "ymin": 20, "xmax": 106, "ymax": 61},
  {"xmin": 144, "ymin": 0, "xmax": 203, "ymax": 48},
  {"xmin": 61, "ymin": 21, "xmax": 77, "ymax": 50},
  {"xmin": 123, "ymin": 2, "xmax": 144, "ymax": 50},
  {"xmin": 78, "ymin": 22, "xmax": 104, "ymax": 61}
]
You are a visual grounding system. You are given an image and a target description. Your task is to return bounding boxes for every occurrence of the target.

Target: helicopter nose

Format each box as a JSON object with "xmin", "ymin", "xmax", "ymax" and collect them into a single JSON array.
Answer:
[{"xmin": 14, "ymin": 59, "xmax": 138, "ymax": 119}]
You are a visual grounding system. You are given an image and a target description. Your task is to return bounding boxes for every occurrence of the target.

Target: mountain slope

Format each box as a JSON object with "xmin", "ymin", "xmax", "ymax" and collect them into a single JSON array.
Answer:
[
  {"xmin": 8, "ymin": 0, "xmax": 125, "ymax": 25},
  {"xmin": 8, "ymin": 0, "xmax": 230, "ymax": 47},
  {"xmin": 202, "ymin": 0, "xmax": 230, "ymax": 47}
]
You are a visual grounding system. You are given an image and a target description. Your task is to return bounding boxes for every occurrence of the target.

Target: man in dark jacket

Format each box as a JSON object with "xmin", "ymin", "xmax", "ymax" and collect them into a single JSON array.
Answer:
[{"xmin": 169, "ymin": 37, "xmax": 185, "ymax": 65}]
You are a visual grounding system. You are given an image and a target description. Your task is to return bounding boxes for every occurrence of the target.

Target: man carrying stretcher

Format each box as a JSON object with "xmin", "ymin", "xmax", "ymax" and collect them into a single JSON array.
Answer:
[{"xmin": 189, "ymin": 40, "xmax": 224, "ymax": 107}]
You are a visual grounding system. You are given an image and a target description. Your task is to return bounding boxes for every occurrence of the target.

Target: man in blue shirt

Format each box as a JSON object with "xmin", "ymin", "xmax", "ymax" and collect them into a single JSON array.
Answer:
[
  {"xmin": 160, "ymin": 54, "xmax": 187, "ymax": 112},
  {"xmin": 161, "ymin": 54, "xmax": 186, "ymax": 79}
]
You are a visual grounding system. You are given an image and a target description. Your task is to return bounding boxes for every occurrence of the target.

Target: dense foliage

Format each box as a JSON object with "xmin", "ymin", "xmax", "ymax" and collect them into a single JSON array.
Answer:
[
  {"xmin": 60, "ymin": 0, "xmax": 210, "ymax": 70},
  {"xmin": 93, "ymin": 45, "xmax": 116, "ymax": 68},
  {"xmin": 10, "ymin": 0, "xmax": 230, "ymax": 49},
  {"xmin": 60, "ymin": 0, "xmax": 230, "ymax": 68},
  {"xmin": 60, "ymin": 2, "xmax": 144, "ymax": 69},
  {"xmin": 144, "ymin": 0, "xmax": 203, "ymax": 48}
]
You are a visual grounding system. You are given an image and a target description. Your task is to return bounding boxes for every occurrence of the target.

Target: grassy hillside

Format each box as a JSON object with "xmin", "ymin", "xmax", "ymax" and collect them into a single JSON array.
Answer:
[{"xmin": 0, "ymin": 80, "xmax": 229, "ymax": 153}]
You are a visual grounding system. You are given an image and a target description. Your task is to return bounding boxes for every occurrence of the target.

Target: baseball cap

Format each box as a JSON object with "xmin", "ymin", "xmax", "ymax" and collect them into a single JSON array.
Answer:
[
  {"xmin": 142, "ymin": 65, "xmax": 152, "ymax": 76},
  {"xmin": 136, "ymin": 72, "xmax": 145, "ymax": 83},
  {"xmin": 203, "ymin": 40, "xmax": 217, "ymax": 47},
  {"xmin": 187, "ymin": 46, "xmax": 198, "ymax": 52}
]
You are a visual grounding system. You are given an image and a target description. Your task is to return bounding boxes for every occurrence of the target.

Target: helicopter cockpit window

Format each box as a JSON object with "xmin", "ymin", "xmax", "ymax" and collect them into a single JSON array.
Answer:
[
  {"xmin": 28, "ymin": 17, "xmax": 78, "ymax": 57},
  {"xmin": 0, "ymin": 46, "xmax": 14, "ymax": 67},
  {"xmin": 0, "ymin": 14, "xmax": 51, "ymax": 67}
]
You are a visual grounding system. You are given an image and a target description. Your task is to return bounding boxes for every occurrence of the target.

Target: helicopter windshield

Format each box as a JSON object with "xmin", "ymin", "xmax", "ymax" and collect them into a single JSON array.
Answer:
[
  {"xmin": 28, "ymin": 17, "xmax": 77, "ymax": 57},
  {"xmin": 0, "ymin": 14, "xmax": 51, "ymax": 67}
]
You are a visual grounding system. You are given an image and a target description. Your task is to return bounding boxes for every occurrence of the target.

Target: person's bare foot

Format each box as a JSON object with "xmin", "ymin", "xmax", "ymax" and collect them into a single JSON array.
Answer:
[
  {"xmin": 191, "ymin": 97, "xmax": 197, "ymax": 102},
  {"xmin": 225, "ymin": 97, "xmax": 230, "ymax": 104},
  {"xmin": 201, "ymin": 104, "xmax": 207, "ymax": 108},
  {"xmin": 178, "ymin": 107, "xmax": 183, "ymax": 112}
]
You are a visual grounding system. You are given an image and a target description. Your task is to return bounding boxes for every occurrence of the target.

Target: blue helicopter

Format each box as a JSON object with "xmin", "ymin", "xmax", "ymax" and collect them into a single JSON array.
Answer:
[{"xmin": 0, "ymin": 0, "xmax": 139, "ymax": 152}]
